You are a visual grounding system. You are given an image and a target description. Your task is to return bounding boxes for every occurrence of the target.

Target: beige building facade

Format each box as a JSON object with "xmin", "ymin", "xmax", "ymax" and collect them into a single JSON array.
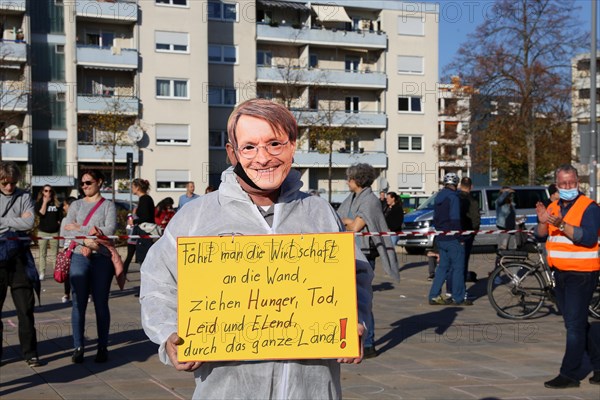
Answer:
[
  {"xmin": 2, "ymin": 0, "xmax": 439, "ymax": 205},
  {"xmin": 571, "ymin": 53, "xmax": 599, "ymax": 195}
]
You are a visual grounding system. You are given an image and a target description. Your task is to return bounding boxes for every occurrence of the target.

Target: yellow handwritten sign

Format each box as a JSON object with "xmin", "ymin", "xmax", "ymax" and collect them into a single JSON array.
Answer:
[{"xmin": 177, "ymin": 232, "xmax": 359, "ymax": 362}]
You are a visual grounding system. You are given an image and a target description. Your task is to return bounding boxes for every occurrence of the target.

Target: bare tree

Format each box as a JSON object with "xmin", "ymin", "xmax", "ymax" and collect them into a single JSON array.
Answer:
[
  {"xmin": 304, "ymin": 92, "xmax": 357, "ymax": 203},
  {"xmin": 446, "ymin": 0, "xmax": 587, "ymax": 184},
  {"xmin": 78, "ymin": 98, "xmax": 136, "ymax": 201}
]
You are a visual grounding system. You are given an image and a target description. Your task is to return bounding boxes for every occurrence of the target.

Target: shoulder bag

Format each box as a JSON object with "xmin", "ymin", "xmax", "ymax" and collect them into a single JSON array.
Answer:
[{"xmin": 54, "ymin": 198, "xmax": 105, "ymax": 283}]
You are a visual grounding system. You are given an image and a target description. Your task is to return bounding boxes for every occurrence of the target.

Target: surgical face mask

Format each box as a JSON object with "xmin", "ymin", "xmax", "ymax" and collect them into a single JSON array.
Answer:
[{"xmin": 558, "ymin": 188, "xmax": 578, "ymax": 201}]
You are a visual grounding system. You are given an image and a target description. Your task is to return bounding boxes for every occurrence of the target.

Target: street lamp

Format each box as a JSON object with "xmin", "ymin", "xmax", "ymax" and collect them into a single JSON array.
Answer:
[{"xmin": 489, "ymin": 141, "xmax": 498, "ymax": 186}]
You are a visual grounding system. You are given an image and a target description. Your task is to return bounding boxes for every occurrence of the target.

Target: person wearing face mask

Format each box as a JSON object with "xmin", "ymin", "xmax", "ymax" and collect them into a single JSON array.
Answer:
[
  {"xmin": 535, "ymin": 164, "xmax": 600, "ymax": 389},
  {"xmin": 139, "ymin": 99, "xmax": 373, "ymax": 399}
]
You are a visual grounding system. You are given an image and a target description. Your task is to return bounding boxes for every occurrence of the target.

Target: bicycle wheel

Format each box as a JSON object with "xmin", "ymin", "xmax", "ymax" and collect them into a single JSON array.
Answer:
[
  {"xmin": 487, "ymin": 262, "xmax": 546, "ymax": 319},
  {"xmin": 589, "ymin": 280, "xmax": 600, "ymax": 319}
]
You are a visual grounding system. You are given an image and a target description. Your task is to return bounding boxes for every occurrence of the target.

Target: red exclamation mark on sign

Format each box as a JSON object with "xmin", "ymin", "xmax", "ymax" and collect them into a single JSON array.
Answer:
[{"xmin": 339, "ymin": 318, "xmax": 347, "ymax": 349}]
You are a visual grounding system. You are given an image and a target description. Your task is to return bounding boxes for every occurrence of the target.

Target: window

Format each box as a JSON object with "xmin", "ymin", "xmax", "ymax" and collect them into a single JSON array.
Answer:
[
  {"xmin": 156, "ymin": 170, "xmax": 190, "ymax": 191},
  {"xmin": 155, "ymin": 31, "xmax": 189, "ymax": 53},
  {"xmin": 578, "ymin": 89, "xmax": 600, "ymax": 100},
  {"xmin": 85, "ymin": 32, "xmax": 114, "ymax": 48},
  {"xmin": 397, "ymin": 16, "xmax": 424, "ymax": 36},
  {"xmin": 257, "ymin": 50, "xmax": 272, "ymax": 66},
  {"xmin": 257, "ymin": 9, "xmax": 273, "ymax": 24},
  {"xmin": 156, "ymin": 124, "xmax": 190, "ymax": 145},
  {"xmin": 209, "ymin": 45, "xmax": 237, "ymax": 64},
  {"xmin": 309, "ymin": 53, "xmax": 318, "ymax": 68},
  {"xmin": 156, "ymin": 0, "xmax": 188, "ymax": 6},
  {"xmin": 345, "ymin": 57, "xmax": 359, "ymax": 72},
  {"xmin": 208, "ymin": 86, "xmax": 236, "ymax": 106},
  {"xmin": 209, "ymin": 130, "xmax": 227, "ymax": 148},
  {"xmin": 156, "ymin": 79, "xmax": 189, "ymax": 99},
  {"xmin": 208, "ymin": 1, "xmax": 238, "ymax": 21},
  {"xmin": 398, "ymin": 96, "xmax": 422, "ymax": 112},
  {"xmin": 398, "ymin": 173, "xmax": 424, "ymax": 191},
  {"xmin": 397, "ymin": 55, "xmax": 423, "ymax": 74},
  {"xmin": 398, "ymin": 135, "xmax": 423, "ymax": 151},
  {"xmin": 56, "ymin": 92, "xmax": 66, "ymax": 102},
  {"xmin": 55, "ymin": 44, "xmax": 65, "ymax": 54},
  {"xmin": 345, "ymin": 97, "xmax": 359, "ymax": 113}
]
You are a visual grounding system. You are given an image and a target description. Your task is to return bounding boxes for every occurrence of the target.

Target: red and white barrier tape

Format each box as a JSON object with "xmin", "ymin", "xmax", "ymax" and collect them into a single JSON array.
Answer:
[{"xmin": 0, "ymin": 230, "xmax": 532, "ymax": 242}]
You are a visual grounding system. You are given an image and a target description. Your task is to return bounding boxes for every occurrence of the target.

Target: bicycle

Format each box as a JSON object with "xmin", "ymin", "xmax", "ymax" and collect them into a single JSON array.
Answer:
[{"xmin": 487, "ymin": 234, "xmax": 600, "ymax": 320}]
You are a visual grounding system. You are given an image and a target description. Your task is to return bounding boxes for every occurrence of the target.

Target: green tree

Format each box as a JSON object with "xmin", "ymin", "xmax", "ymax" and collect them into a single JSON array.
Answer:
[{"xmin": 446, "ymin": 0, "xmax": 586, "ymax": 184}]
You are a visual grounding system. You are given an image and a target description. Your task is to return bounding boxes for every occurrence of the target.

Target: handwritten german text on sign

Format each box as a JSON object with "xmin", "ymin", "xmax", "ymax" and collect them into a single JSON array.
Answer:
[{"xmin": 177, "ymin": 233, "xmax": 359, "ymax": 361}]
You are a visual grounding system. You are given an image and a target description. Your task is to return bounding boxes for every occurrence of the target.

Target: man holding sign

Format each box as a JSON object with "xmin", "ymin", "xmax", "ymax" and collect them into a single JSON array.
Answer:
[{"xmin": 140, "ymin": 99, "xmax": 373, "ymax": 399}]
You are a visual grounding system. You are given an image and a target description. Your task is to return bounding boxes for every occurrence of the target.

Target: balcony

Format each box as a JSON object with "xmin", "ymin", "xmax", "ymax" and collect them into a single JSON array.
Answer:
[
  {"xmin": 77, "ymin": 95, "xmax": 139, "ymax": 115},
  {"xmin": 77, "ymin": 45, "xmax": 138, "ymax": 70},
  {"xmin": 76, "ymin": 0, "xmax": 138, "ymax": 23},
  {"xmin": 0, "ymin": 89, "xmax": 28, "ymax": 112},
  {"xmin": 78, "ymin": 143, "xmax": 139, "ymax": 163},
  {"xmin": 0, "ymin": 40, "xmax": 27, "ymax": 63},
  {"xmin": 257, "ymin": 66, "xmax": 386, "ymax": 89},
  {"xmin": 0, "ymin": 0, "xmax": 25, "ymax": 12},
  {"xmin": 257, "ymin": 24, "xmax": 387, "ymax": 49},
  {"xmin": 293, "ymin": 110, "xmax": 387, "ymax": 129},
  {"xmin": 293, "ymin": 150, "xmax": 387, "ymax": 169},
  {"xmin": 0, "ymin": 140, "xmax": 28, "ymax": 161}
]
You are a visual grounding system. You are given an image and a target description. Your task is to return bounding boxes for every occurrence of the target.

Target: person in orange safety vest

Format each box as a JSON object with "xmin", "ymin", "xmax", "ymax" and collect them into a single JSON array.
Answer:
[{"xmin": 535, "ymin": 164, "xmax": 600, "ymax": 389}]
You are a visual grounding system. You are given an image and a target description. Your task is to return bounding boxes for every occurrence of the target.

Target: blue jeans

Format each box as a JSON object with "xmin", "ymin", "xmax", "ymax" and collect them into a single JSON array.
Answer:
[
  {"xmin": 70, "ymin": 253, "xmax": 114, "ymax": 349},
  {"xmin": 553, "ymin": 269, "xmax": 600, "ymax": 380},
  {"xmin": 428, "ymin": 239, "xmax": 465, "ymax": 303}
]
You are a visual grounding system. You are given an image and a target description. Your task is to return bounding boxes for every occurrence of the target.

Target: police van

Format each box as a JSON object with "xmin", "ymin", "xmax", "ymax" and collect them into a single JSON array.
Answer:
[{"xmin": 397, "ymin": 186, "xmax": 549, "ymax": 254}]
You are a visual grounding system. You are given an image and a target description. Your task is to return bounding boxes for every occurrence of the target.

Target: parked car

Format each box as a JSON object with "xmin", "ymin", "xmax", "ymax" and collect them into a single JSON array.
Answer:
[
  {"xmin": 400, "ymin": 193, "xmax": 430, "ymax": 213},
  {"xmin": 398, "ymin": 186, "xmax": 549, "ymax": 254}
]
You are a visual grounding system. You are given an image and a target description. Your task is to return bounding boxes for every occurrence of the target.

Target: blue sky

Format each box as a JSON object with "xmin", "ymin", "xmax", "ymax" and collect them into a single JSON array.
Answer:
[{"xmin": 428, "ymin": 0, "xmax": 595, "ymax": 77}]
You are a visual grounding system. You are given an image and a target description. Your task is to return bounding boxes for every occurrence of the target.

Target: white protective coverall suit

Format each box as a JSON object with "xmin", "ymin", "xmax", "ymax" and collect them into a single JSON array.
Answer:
[{"xmin": 140, "ymin": 167, "xmax": 373, "ymax": 399}]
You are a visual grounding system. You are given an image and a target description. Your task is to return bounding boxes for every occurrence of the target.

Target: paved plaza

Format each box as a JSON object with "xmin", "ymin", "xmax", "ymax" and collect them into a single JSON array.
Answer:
[{"xmin": 1, "ymin": 247, "xmax": 599, "ymax": 399}]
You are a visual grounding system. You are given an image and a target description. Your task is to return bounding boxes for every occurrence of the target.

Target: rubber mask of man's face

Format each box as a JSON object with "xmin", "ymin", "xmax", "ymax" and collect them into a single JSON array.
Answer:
[{"xmin": 227, "ymin": 115, "xmax": 295, "ymax": 193}]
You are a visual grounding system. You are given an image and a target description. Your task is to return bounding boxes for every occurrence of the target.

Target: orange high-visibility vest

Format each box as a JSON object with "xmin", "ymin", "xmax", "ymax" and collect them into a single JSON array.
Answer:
[{"xmin": 546, "ymin": 195, "xmax": 600, "ymax": 272}]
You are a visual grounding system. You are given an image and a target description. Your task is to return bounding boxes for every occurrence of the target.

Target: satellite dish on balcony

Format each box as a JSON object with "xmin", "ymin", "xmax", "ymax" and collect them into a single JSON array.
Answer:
[
  {"xmin": 4, "ymin": 125, "xmax": 20, "ymax": 140},
  {"xmin": 127, "ymin": 124, "xmax": 143, "ymax": 142}
]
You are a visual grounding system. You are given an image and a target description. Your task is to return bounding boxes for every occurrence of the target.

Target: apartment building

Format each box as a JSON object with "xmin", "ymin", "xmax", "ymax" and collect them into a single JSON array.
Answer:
[
  {"xmin": 437, "ymin": 78, "xmax": 472, "ymax": 182},
  {"xmin": 0, "ymin": 0, "xmax": 30, "ymax": 177},
  {"xmin": 1, "ymin": 0, "xmax": 439, "ymax": 204},
  {"xmin": 239, "ymin": 0, "xmax": 440, "ymax": 201},
  {"xmin": 571, "ymin": 53, "xmax": 599, "ymax": 194}
]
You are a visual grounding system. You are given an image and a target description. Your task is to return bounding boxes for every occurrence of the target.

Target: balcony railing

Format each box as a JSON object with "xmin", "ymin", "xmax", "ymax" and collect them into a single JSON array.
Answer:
[
  {"xmin": 293, "ymin": 150, "xmax": 387, "ymax": 169},
  {"xmin": 0, "ymin": 40, "xmax": 27, "ymax": 63},
  {"xmin": 257, "ymin": 24, "xmax": 387, "ymax": 49},
  {"xmin": 78, "ymin": 143, "xmax": 139, "ymax": 163},
  {"xmin": 77, "ymin": 95, "xmax": 139, "ymax": 114},
  {"xmin": 0, "ymin": 140, "xmax": 28, "ymax": 161},
  {"xmin": 0, "ymin": 0, "xmax": 25, "ymax": 12},
  {"xmin": 0, "ymin": 87, "xmax": 28, "ymax": 111},
  {"xmin": 77, "ymin": 45, "xmax": 138, "ymax": 69},
  {"xmin": 76, "ymin": 0, "xmax": 138, "ymax": 23},
  {"xmin": 257, "ymin": 66, "xmax": 386, "ymax": 89},
  {"xmin": 292, "ymin": 109, "xmax": 387, "ymax": 129}
]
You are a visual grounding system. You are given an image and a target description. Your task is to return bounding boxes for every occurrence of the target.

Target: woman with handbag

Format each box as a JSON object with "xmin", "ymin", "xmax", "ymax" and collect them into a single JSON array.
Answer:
[
  {"xmin": 62, "ymin": 169, "xmax": 117, "ymax": 364},
  {"xmin": 337, "ymin": 163, "xmax": 400, "ymax": 359}
]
